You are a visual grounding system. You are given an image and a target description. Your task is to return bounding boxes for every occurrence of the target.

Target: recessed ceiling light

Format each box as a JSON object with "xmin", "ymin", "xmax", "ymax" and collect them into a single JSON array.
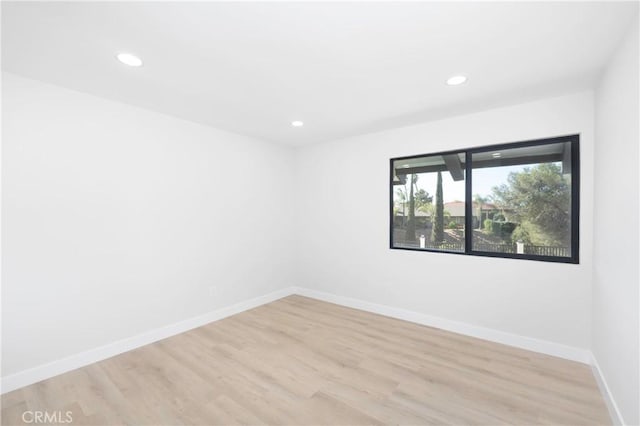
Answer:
[
  {"xmin": 492, "ymin": 152, "xmax": 501, "ymax": 158},
  {"xmin": 291, "ymin": 121, "xmax": 304, "ymax": 127},
  {"xmin": 116, "ymin": 53, "xmax": 143, "ymax": 67},
  {"xmin": 403, "ymin": 164, "xmax": 410, "ymax": 168},
  {"xmin": 446, "ymin": 75, "xmax": 467, "ymax": 86}
]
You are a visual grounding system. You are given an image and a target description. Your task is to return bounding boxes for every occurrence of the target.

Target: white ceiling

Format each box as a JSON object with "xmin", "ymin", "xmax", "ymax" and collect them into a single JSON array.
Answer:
[{"xmin": 2, "ymin": 2, "xmax": 637, "ymax": 146}]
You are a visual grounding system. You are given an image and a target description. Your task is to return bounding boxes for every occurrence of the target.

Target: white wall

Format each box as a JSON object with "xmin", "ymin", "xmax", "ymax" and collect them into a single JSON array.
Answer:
[
  {"xmin": 593, "ymin": 17, "xmax": 639, "ymax": 426},
  {"xmin": 1, "ymin": 72, "xmax": 294, "ymax": 377},
  {"xmin": 294, "ymin": 91, "xmax": 595, "ymax": 350}
]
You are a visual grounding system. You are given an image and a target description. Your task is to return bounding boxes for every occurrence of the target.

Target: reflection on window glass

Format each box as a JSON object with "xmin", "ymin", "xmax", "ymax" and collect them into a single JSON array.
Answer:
[
  {"xmin": 392, "ymin": 153, "xmax": 466, "ymax": 252},
  {"xmin": 470, "ymin": 142, "xmax": 572, "ymax": 257}
]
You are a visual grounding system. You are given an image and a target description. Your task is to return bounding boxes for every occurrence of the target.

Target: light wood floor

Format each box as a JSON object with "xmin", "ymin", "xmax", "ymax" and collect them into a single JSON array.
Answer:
[{"xmin": 1, "ymin": 295, "xmax": 610, "ymax": 425}]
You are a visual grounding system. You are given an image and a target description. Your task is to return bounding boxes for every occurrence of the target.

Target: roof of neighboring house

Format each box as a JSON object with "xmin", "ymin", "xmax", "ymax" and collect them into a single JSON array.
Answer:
[
  {"xmin": 395, "ymin": 200, "xmax": 504, "ymax": 218},
  {"xmin": 444, "ymin": 201, "xmax": 499, "ymax": 217},
  {"xmin": 394, "ymin": 208, "xmax": 431, "ymax": 217},
  {"xmin": 444, "ymin": 200, "xmax": 498, "ymax": 209}
]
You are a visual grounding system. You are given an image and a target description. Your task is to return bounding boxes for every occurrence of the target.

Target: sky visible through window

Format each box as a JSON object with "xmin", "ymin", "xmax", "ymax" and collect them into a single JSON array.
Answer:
[{"xmin": 409, "ymin": 164, "xmax": 548, "ymax": 202}]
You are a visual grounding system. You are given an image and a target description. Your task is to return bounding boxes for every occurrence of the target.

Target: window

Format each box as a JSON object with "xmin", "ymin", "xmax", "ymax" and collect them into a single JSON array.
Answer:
[
  {"xmin": 392, "ymin": 151, "xmax": 467, "ymax": 252},
  {"xmin": 390, "ymin": 135, "xmax": 579, "ymax": 263}
]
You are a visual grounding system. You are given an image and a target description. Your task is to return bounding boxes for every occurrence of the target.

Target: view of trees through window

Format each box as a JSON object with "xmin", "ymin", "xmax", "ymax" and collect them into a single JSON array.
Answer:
[
  {"xmin": 392, "ymin": 153, "xmax": 466, "ymax": 252},
  {"xmin": 391, "ymin": 137, "xmax": 578, "ymax": 262}
]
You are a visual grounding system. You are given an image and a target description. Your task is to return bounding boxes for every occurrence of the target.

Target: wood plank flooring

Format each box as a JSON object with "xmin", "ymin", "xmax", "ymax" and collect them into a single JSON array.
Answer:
[{"xmin": 1, "ymin": 295, "xmax": 610, "ymax": 425}]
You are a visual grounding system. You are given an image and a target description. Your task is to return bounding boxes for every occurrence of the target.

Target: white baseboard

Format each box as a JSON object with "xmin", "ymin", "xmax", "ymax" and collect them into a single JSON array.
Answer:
[
  {"xmin": 0, "ymin": 287, "xmax": 296, "ymax": 394},
  {"xmin": 297, "ymin": 286, "xmax": 618, "ymax": 424},
  {"xmin": 293, "ymin": 286, "xmax": 592, "ymax": 364},
  {"xmin": 0, "ymin": 285, "xmax": 600, "ymax": 405},
  {"xmin": 590, "ymin": 353, "xmax": 625, "ymax": 425}
]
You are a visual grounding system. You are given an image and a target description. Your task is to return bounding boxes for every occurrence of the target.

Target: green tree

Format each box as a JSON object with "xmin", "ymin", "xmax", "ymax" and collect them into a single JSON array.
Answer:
[
  {"xmin": 415, "ymin": 188, "xmax": 433, "ymax": 208},
  {"xmin": 416, "ymin": 189, "xmax": 434, "ymax": 217},
  {"xmin": 473, "ymin": 194, "xmax": 490, "ymax": 229},
  {"xmin": 431, "ymin": 171, "xmax": 444, "ymax": 243},
  {"xmin": 395, "ymin": 187, "xmax": 407, "ymax": 219},
  {"xmin": 511, "ymin": 222, "xmax": 533, "ymax": 244},
  {"xmin": 405, "ymin": 174, "xmax": 418, "ymax": 242},
  {"xmin": 492, "ymin": 163, "xmax": 570, "ymax": 246}
]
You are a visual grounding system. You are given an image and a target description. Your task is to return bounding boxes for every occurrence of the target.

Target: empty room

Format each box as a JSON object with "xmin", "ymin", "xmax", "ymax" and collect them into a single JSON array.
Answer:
[{"xmin": 1, "ymin": 1, "xmax": 639, "ymax": 425}]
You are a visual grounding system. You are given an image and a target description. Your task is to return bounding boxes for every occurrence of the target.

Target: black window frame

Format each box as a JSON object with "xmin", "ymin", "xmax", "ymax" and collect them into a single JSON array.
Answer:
[{"xmin": 389, "ymin": 134, "xmax": 580, "ymax": 264}]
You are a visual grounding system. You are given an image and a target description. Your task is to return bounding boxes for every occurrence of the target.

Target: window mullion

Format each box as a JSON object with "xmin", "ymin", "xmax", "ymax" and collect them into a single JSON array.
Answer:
[{"xmin": 465, "ymin": 150, "xmax": 473, "ymax": 255}]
